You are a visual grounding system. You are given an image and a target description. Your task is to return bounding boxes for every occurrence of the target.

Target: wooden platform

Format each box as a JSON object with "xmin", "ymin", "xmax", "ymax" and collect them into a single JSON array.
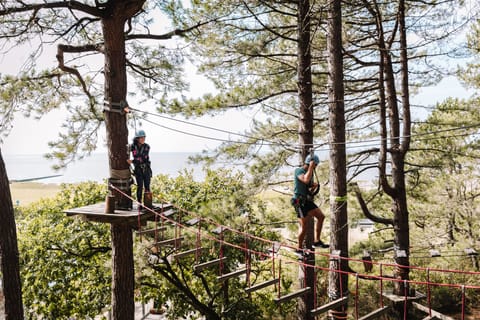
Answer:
[
  {"xmin": 381, "ymin": 289, "xmax": 426, "ymax": 304},
  {"xmin": 64, "ymin": 202, "xmax": 173, "ymax": 225}
]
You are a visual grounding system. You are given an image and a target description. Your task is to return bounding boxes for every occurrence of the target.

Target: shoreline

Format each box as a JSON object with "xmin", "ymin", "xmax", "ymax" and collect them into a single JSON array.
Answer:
[{"xmin": 9, "ymin": 182, "xmax": 61, "ymax": 206}]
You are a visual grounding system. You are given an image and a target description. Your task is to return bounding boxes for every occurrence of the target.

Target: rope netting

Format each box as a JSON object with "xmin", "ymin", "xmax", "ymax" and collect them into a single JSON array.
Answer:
[{"xmin": 110, "ymin": 184, "xmax": 480, "ymax": 319}]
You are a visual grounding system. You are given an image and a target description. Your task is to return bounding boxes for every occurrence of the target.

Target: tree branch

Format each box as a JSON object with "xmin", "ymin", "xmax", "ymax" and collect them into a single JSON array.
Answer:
[
  {"xmin": 351, "ymin": 182, "xmax": 393, "ymax": 226},
  {"xmin": 56, "ymin": 43, "xmax": 103, "ymax": 116},
  {"xmin": 0, "ymin": 1, "xmax": 102, "ymax": 18}
]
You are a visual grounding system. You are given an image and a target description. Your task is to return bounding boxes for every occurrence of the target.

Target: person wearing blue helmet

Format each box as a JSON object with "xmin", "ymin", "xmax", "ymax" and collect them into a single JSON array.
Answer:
[
  {"xmin": 291, "ymin": 153, "xmax": 329, "ymax": 255},
  {"xmin": 127, "ymin": 129, "xmax": 152, "ymax": 204}
]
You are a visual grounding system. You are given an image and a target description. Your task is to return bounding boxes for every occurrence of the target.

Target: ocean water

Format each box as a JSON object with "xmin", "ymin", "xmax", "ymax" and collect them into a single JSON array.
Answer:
[
  {"xmin": 3, "ymin": 152, "xmax": 376, "ymax": 186},
  {"xmin": 3, "ymin": 152, "xmax": 211, "ymax": 184}
]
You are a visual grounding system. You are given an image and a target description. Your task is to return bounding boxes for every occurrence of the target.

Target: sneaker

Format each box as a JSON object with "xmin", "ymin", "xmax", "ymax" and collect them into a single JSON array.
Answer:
[
  {"xmin": 294, "ymin": 249, "xmax": 307, "ymax": 259},
  {"xmin": 295, "ymin": 249, "xmax": 304, "ymax": 255},
  {"xmin": 313, "ymin": 240, "xmax": 329, "ymax": 248}
]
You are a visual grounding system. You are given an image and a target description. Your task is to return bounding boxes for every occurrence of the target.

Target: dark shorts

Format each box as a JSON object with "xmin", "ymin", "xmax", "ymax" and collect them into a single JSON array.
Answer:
[{"xmin": 291, "ymin": 198, "xmax": 318, "ymax": 218}]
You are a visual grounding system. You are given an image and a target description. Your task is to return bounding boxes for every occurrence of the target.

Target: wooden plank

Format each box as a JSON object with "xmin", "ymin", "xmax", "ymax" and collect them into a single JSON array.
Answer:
[
  {"xmin": 186, "ymin": 218, "xmax": 200, "ymax": 226},
  {"xmin": 193, "ymin": 257, "xmax": 227, "ymax": 273},
  {"xmin": 135, "ymin": 226, "xmax": 168, "ymax": 235},
  {"xmin": 172, "ymin": 247, "xmax": 204, "ymax": 259},
  {"xmin": 159, "ymin": 209, "xmax": 176, "ymax": 218},
  {"xmin": 245, "ymin": 278, "xmax": 280, "ymax": 293},
  {"xmin": 274, "ymin": 287, "xmax": 311, "ymax": 304},
  {"xmin": 412, "ymin": 302, "xmax": 455, "ymax": 320},
  {"xmin": 381, "ymin": 289, "xmax": 426, "ymax": 303},
  {"xmin": 358, "ymin": 306, "xmax": 390, "ymax": 320},
  {"xmin": 153, "ymin": 237, "xmax": 184, "ymax": 247},
  {"xmin": 217, "ymin": 268, "xmax": 247, "ymax": 282},
  {"xmin": 212, "ymin": 226, "xmax": 224, "ymax": 234},
  {"xmin": 310, "ymin": 296, "xmax": 348, "ymax": 316}
]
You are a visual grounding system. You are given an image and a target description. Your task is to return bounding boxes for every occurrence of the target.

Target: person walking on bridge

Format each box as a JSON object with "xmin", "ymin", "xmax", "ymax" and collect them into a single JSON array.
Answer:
[{"xmin": 291, "ymin": 154, "xmax": 329, "ymax": 255}]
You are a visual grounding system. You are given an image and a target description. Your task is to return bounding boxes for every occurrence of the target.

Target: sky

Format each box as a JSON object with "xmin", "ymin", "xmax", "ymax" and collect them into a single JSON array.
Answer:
[
  {"xmin": 0, "ymin": 10, "xmax": 476, "ymax": 157},
  {"xmin": 0, "ymin": 73, "xmax": 474, "ymax": 156},
  {"xmin": 0, "ymin": 72, "xmax": 260, "ymax": 155}
]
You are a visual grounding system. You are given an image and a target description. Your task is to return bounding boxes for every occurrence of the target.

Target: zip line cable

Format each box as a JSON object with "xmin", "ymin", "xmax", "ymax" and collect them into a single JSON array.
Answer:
[
  {"xmin": 128, "ymin": 106, "xmax": 480, "ymax": 152},
  {"xmin": 135, "ymin": 111, "xmax": 480, "ymax": 158},
  {"xmin": 140, "ymin": 117, "xmax": 269, "ymax": 145}
]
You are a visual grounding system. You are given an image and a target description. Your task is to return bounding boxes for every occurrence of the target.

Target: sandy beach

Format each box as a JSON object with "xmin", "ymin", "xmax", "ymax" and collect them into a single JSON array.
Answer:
[{"xmin": 9, "ymin": 182, "xmax": 60, "ymax": 206}]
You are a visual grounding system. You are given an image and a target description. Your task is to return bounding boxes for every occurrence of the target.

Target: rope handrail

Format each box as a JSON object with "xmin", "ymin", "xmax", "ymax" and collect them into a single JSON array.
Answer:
[{"xmin": 109, "ymin": 184, "xmax": 480, "ymax": 291}]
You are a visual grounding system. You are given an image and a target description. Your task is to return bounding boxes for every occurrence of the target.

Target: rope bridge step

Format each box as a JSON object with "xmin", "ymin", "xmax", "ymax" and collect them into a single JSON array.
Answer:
[
  {"xmin": 172, "ymin": 247, "xmax": 204, "ymax": 259},
  {"xmin": 153, "ymin": 236, "xmax": 184, "ymax": 247},
  {"xmin": 358, "ymin": 306, "xmax": 390, "ymax": 320},
  {"xmin": 274, "ymin": 287, "xmax": 311, "ymax": 304},
  {"xmin": 310, "ymin": 296, "xmax": 348, "ymax": 316},
  {"xmin": 186, "ymin": 218, "xmax": 200, "ymax": 226},
  {"xmin": 217, "ymin": 268, "xmax": 247, "ymax": 282},
  {"xmin": 245, "ymin": 278, "xmax": 280, "ymax": 293},
  {"xmin": 412, "ymin": 302, "xmax": 455, "ymax": 320},
  {"xmin": 135, "ymin": 226, "xmax": 168, "ymax": 235},
  {"xmin": 160, "ymin": 209, "xmax": 176, "ymax": 218},
  {"xmin": 193, "ymin": 257, "xmax": 227, "ymax": 273}
]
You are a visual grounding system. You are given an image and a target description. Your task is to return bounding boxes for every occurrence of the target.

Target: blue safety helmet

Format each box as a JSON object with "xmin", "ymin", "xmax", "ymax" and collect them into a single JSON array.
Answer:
[
  {"xmin": 135, "ymin": 130, "xmax": 146, "ymax": 138},
  {"xmin": 305, "ymin": 154, "xmax": 320, "ymax": 165}
]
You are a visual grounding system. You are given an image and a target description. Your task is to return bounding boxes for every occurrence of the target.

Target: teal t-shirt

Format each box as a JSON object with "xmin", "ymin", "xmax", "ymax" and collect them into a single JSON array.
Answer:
[{"xmin": 293, "ymin": 167, "xmax": 312, "ymax": 199}]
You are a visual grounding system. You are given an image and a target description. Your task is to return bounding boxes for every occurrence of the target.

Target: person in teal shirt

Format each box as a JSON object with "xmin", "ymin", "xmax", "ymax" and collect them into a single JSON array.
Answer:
[{"xmin": 291, "ymin": 153, "xmax": 329, "ymax": 255}]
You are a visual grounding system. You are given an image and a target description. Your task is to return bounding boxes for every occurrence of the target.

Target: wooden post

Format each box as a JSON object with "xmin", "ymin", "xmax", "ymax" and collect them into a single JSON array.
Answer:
[
  {"xmin": 144, "ymin": 192, "xmax": 153, "ymax": 209},
  {"xmin": 105, "ymin": 195, "xmax": 116, "ymax": 214}
]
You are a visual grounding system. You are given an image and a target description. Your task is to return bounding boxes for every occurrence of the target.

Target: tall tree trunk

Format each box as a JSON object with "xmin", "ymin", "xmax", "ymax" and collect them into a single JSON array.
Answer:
[
  {"xmin": 103, "ymin": 11, "xmax": 132, "ymax": 211},
  {"xmin": 101, "ymin": 2, "xmax": 142, "ymax": 318},
  {"xmin": 297, "ymin": 0, "xmax": 315, "ymax": 319},
  {"xmin": 0, "ymin": 149, "xmax": 24, "ymax": 320},
  {"xmin": 372, "ymin": 0, "xmax": 411, "ymax": 316},
  {"xmin": 110, "ymin": 224, "xmax": 134, "ymax": 320},
  {"xmin": 392, "ymin": 0, "xmax": 411, "ymax": 310},
  {"xmin": 326, "ymin": 0, "xmax": 348, "ymax": 318}
]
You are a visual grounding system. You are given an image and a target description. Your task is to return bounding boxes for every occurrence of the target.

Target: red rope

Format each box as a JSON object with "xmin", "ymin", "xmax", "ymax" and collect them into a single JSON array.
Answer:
[
  {"xmin": 355, "ymin": 273, "xmax": 359, "ymax": 319},
  {"xmin": 403, "ymin": 279, "xmax": 408, "ymax": 320},
  {"xmin": 109, "ymin": 184, "xmax": 480, "ymax": 297},
  {"xmin": 272, "ymin": 243, "xmax": 277, "ymax": 293},
  {"xmin": 379, "ymin": 263, "xmax": 384, "ymax": 308},
  {"xmin": 245, "ymin": 234, "xmax": 250, "ymax": 288},
  {"xmin": 195, "ymin": 218, "xmax": 201, "ymax": 263},
  {"xmin": 219, "ymin": 227, "xmax": 224, "ymax": 276},
  {"xmin": 175, "ymin": 210, "xmax": 181, "ymax": 250},
  {"xmin": 314, "ymin": 268, "xmax": 317, "ymax": 308},
  {"xmin": 278, "ymin": 259, "xmax": 282, "ymax": 299},
  {"xmin": 426, "ymin": 268, "xmax": 432, "ymax": 317},
  {"xmin": 137, "ymin": 201, "xmax": 142, "ymax": 241}
]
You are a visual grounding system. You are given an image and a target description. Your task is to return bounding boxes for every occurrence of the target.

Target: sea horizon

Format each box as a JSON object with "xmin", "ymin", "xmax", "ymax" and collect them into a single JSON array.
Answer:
[{"xmin": 4, "ymin": 151, "xmax": 213, "ymax": 184}]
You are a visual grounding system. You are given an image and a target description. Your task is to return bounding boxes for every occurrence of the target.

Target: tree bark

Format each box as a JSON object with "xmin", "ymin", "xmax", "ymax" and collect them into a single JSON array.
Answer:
[
  {"xmin": 327, "ymin": 0, "xmax": 348, "ymax": 319},
  {"xmin": 101, "ymin": 2, "xmax": 144, "ymax": 319},
  {"xmin": 103, "ymin": 9, "xmax": 132, "ymax": 211},
  {"xmin": 110, "ymin": 224, "xmax": 134, "ymax": 320},
  {"xmin": 297, "ymin": 0, "xmax": 315, "ymax": 319},
  {"xmin": 0, "ymin": 149, "xmax": 24, "ymax": 320}
]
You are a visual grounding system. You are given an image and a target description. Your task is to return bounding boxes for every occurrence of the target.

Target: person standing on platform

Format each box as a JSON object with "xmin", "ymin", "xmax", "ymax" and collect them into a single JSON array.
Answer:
[
  {"xmin": 291, "ymin": 153, "xmax": 329, "ymax": 255},
  {"xmin": 127, "ymin": 130, "xmax": 152, "ymax": 204}
]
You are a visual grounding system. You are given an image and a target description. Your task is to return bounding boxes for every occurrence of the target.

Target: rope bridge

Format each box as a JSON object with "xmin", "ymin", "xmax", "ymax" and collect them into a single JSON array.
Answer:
[{"xmin": 111, "ymin": 184, "xmax": 480, "ymax": 320}]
